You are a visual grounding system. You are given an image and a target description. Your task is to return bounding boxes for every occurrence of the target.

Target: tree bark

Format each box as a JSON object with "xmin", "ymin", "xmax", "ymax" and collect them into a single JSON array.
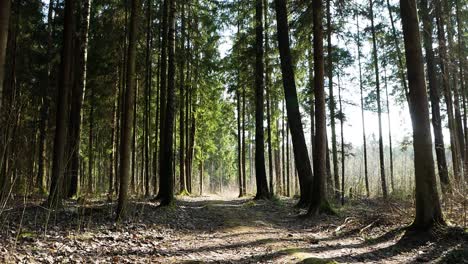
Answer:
[
  {"xmin": 400, "ymin": 0, "xmax": 444, "ymax": 230},
  {"xmin": 356, "ymin": 12, "xmax": 369, "ymax": 197},
  {"xmin": 158, "ymin": 0, "xmax": 176, "ymax": 206},
  {"xmin": 326, "ymin": 0, "xmax": 339, "ymax": 200},
  {"xmin": 309, "ymin": 0, "xmax": 332, "ymax": 215},
  {"xmin": 47, "ymin": 0, "xmax": 75, "ymax": 208},
  {"xmin": 274, "ymin": 0, "xmax": 313, "ymax": 206},
  {"xmin": 370, "ymin": 0, "xmax": 387, "ymax": 198},
  {"xmin": 254, "ymin": 0, "xmax": 269, "ymax": 199},
  {"xmin": 419, "ymin": 0, "xmax": 449, "ymax": 193},
  {"xmin": 0, "ymin": 0, "xmax": 11, "ymax": 108},
  {"xmin": 116, "ymin": 0, "xmax": 140, "ymax": 219}
]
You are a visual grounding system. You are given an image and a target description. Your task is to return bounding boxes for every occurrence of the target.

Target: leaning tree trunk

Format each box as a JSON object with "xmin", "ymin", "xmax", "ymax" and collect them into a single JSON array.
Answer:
[
  {"xmin": 274, "ymin": 0, "xmax": 313, "ymax": 206},
  {"xmin": 116, "ymin": 0, "xmax": 140, "ymax": 219},
  {"xmin": 254, "ymin": 0, "xmax": 269, "ymax": 199},
  {"xmin": 419, "ymin": 0, "xmax": 450, "ymax": 193},
  {"xmin": 400, "ymin": 0, "xmax": 444, "ymax": 230},
  {"xmin": 309, "ymin": 0, "xmax": 332, "ymax": 215},
  {"xmin": 47, "ymin": 0, "xmax": 75, "ymax": 208}
]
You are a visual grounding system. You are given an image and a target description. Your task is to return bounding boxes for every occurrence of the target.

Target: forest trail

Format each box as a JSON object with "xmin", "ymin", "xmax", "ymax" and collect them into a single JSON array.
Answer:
[{"xmin": 0, "ymin": 195, "xmax": 466, "ymax": 263}]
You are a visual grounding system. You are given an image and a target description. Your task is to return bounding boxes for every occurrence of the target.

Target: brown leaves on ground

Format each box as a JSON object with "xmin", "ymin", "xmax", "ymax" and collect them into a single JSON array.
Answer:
[{"xmin": 0, "ymin": 195, "xmax": 466, "ymax": 263}]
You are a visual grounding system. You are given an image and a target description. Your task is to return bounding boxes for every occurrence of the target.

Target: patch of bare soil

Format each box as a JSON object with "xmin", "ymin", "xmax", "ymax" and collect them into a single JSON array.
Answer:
[{"xmin": 0, "ymin": 195, "xmax": 466, "ymax": 263}]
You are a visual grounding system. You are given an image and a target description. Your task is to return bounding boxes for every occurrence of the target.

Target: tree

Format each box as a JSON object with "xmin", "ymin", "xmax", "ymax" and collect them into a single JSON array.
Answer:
[
  {"xmin": 254, "ymin": 0, "xmax": 269, "ymax": 199},
  {"xmin": 309, "ymin": 0, "xmax": 332, "ymax": 215},
  {"xmin": 179, "ymin": 0, "xmax": 186, "ymax": 194},
  {"xmin": 0, "ymin": 0, "xmax": 11, "ymax": 108},
  {"xmin": 399, "ymin": 0, "xmax": 444, "ymax": 230},
  {"xmin": 47, "ymin": 0, "xmax": 75, "ymax": 208},
  {"xmin": 435, "ymin": 1, "xmax": 463, "ymax": 182},
  {"xmin": 67, "ymin": 0, "xmax": 91, "ymax": 198},
  {"xmin": 116, "ymin": 0, "xmax": 140, "ymax": 219},
  {"xmin": 157, "ymin": 0, "xmax": 176, "ymax": 206},
  {"xmin": 419, "ymin": 0, "xmax": 450, "ymax": 193},
  {"xmin": 326, "ymin": 0, "xmax": 339, "ymax": 199},
  {"xmin": 355, "ymin": 8, "xmax": 370, "ymax": 197},
  {"xmin": 370, "ymin": 0, "xmax": 387, "ymax": 198},
  {"xmin": 274, "ymin": 0, "xmax": 313, "ymax": 207}
]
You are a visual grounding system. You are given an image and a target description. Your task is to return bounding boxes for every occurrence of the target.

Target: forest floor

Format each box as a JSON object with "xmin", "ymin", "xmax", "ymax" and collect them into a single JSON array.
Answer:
[{"xmin": 0, "ymin": 194, "xmax": 467, "ymax": 263}]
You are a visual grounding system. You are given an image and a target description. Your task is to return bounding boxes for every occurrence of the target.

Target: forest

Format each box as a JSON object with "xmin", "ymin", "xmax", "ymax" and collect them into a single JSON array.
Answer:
[{"xmin": 0, "ymin": 0, "xmax": 467, "ymax": 262}]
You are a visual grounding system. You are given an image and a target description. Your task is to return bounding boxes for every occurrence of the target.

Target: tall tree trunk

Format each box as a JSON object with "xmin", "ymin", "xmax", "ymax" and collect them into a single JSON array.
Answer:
[
  {"xmin": 67, "ymin": 0, "xmax": 91, "ymax": 198},
  {"xmin": 37, "ymin": 0, "xmax": 55, "ymax": 193},
  {"xmin": 109, "ymin": 80, "xmax": 119, "ymax": 198},
  {"xmin": 383, "ymin": 69, "xmax": 395, "ymax": 192},
  {"xmin": 254, "ymin": 0, "xmax": 269, "ymax": 199},
  {"xmin": 88, "ymin": 87, "xmax": 94, "ymax": 193},
  {"xmin": 309, "ymin": 0, "xmax": 332, "ymax": 215},
  {"xmin": 155, "ymin": 0, "xmax": 169, "ymax": 199},
  {"xmin": 400, "ymin": 0, "xmax": 444, "ymax": 230},
  {"xmin": 144, "ymin": 0, "xmax": 152, "ymax": 197},
  {"xmin": 385, "ymin": 0, "xmax": 409, "ymax": 101},
  {"xmin": 131, "ymin": 80, "xmax": 138, "ymax": 193},
  {"xmin": 436, "ymin": 2, "xmax": 462, "ymax": 182},
  {"xmin": 116, "ymin": 0, "xmax": 140, "ymax": 219},
  {"xmin": 158, "ymin": 0, "xmax": 176, "ymax": 206},
  {"xmin": 456, "ymin": 0, "xmax": 468, "ymax": 181},
  {"xmin": 356, "ymin": 12, "xmax": 370, "ymax": 197},
  {"xmin": 264, "ymin": 0, "xmax": 274, "ymax": 196},
  {"xmin": 274, "ymin": 0, "xmax": 313, "ymax": 206},
  {"xmin": 47, "ymin": 0, "xmax": 75, "ymax": 208},
  {"xmin": 179, "ymin": 0, "xmax": 186, "ymax": 194},
  {"xmin": 338, "ymin": 72, "xmax": 345, "ymax": 205},
  {"xmin": 326, "ymin": 0, "xmax": 339, "ymax": 199},
  {"xmin": 0, "ymin": 0, "xmax": 11, "ymax": 107},
  {"xmin": 370, "ymin": 0, "xmax": 387, "ymax": 198}
]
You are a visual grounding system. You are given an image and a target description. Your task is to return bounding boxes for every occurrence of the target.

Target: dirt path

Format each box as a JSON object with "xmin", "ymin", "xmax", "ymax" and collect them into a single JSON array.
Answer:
[{"xmin": 0, "ymin": 195, "xmax": 466, "ymax": 263}]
